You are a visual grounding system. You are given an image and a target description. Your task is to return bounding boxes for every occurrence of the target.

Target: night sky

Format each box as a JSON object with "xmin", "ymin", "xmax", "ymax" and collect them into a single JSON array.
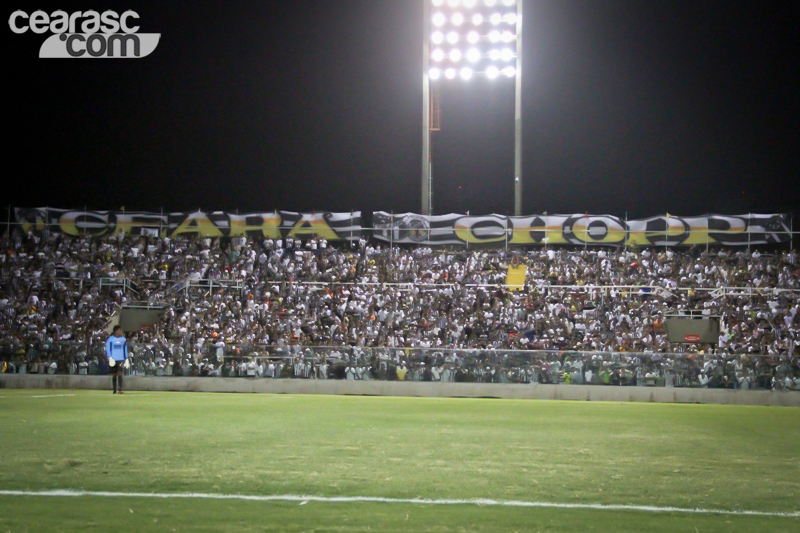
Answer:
[{"xmin": 4, "ymin": 0, "xmax": 798, "ymax": 219}]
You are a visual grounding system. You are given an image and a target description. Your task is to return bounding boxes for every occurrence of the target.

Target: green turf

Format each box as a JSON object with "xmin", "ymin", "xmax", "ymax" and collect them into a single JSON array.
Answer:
[{"xmin": 0, "ymin": 390, "xmax": 797, "ymax": 532}]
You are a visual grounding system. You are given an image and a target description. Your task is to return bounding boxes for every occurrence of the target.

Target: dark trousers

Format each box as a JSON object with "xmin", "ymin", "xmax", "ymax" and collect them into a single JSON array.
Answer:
[{"xmin": 112, "ymin": 369, "xmax": 123, "ymax": 392}]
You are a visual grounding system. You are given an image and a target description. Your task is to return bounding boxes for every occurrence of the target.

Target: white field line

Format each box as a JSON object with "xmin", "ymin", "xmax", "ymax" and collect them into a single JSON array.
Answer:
[
  {"xmin": 0, "ymin": 394, "xmax": 75, "ymax": 398},
  {"xmin": 24, "ymin": 394, "xmax": 76, "ymax": 398},
  {"xmin": 0, "ymin": 393, "xmax": 151, "ymax": 399},
  {"xmin": 0, "ymin": 490, "xmax": 797, "ymax": 518}
]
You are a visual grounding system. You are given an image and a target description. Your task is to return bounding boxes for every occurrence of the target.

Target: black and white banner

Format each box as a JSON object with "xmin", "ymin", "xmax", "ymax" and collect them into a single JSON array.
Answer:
[
  {"xmin": 14, "ymin": 208, "xmax": 362, "ymax": 240},
  {"xmin": 13, "ymin": 208, "xmax": 791, "ymax": 246},
  {"xmin": 372, "ymin": 212, "xmax": 791, "ymax": 247}
]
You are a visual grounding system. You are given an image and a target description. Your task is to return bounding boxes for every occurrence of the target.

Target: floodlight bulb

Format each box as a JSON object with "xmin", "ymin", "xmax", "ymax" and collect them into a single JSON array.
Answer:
[
  {"xmin": 488, "ymin": 49, "xmax": 500, "ymax": 61},
  {"xmin": 490, "ymin": 13, "xmax": 502, "ymax": 25},
  {"xmin": 485, "ymin": 65, "xmax": 499, "ymax": 79},
  {"xmin": 431, "ymin": 31, "xmax": 444, "ymax": 44},
  {"xmin": 502, "ymin": 0, "xmax": 516, "ymax": 6},
  {"xmin": 446, "ymin": 31, "xmax": 459, "ymax": 44},
  {"xmin": 429, "ymin": 67, "xmax": 441, "ymax": 80},
  {"xmin": 432, "ymin": 0, "xmax": 446, "ymax": 7},
  {"xmin": 447, "ymin": 0, "xmax": 461, "ymax": 7},
  {"xmin": 505, "ymin": 13, "xmax": 518, "ymax": 25},
  {"xmin": 431, "ymin": 49, "xmax": 445, "ymax": 62},
  {"xmin": 472, "ymin": 13, "xmax": 483, "ymax": 25},
  {"xmin": 503, "ymin": 66, "xmax": 516, "ymax": 77},
  {"xmin": 466, "ymin": 48, "xmax": 481, "ymax": 62},
  {"xmin": 460, "ymin": 67, "xmax": 473, "ymax": 80},
  {"xmin": 463, "ymin": 0, "xmax": 478, "ymax": 8},
  {"xmin": 467, "ymin": 31, "xmax": 480, "ymax": 43},
  {"xmin": 452, "ymin": 13, "xmax": 464, "ymax": 26},
  {"xmin": 445, "ymin": 68, "xmax": 457, "ymax": 79},
  {"xmin": 432, "ymin": 12, "xmax": 446, "ymax": 27},
  {"xmin": 449, "ymin": 48, "xmax": 462, "ymax": 61},
  {"xmin": 485, "ymin": 0, "xmax": 498, "ymax": 6},
  {"xmin": 500, "ymin": 47, "xmax": 514, "ymax": 61},
  {"xmin": 502, "ymin": 30, "xmax": 515, "ymax": 42},
  {"xmin": 488, "ymin": 30, "xmax": 501, "ymax": 42}
]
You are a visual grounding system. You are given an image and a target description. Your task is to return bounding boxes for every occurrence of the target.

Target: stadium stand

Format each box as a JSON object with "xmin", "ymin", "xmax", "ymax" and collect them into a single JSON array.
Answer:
[{"xmin": 0, "ymin": 227, "xmax": 797, "ymax": 390}]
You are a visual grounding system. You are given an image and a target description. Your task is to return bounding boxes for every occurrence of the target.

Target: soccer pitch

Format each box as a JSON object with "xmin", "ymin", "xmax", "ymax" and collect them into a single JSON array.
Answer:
[{"xmin": 0, "ymin": 391, "xmax": 797, "ymax": 532}]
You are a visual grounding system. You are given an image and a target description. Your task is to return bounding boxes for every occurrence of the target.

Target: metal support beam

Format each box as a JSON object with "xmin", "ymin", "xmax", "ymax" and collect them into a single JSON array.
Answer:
[
  {"xmin": 514, "ymin": 0, "xmax": 523, "ymax": 216},
  {"xmin": 421, "ymin": 0, "xmax": 432, "ymax": 215}
]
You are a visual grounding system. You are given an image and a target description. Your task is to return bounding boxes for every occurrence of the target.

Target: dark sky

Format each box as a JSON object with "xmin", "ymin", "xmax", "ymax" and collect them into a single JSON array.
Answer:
[{"xmin": 4, "ymin": 0, "xmax": 798, "ymax": 219}]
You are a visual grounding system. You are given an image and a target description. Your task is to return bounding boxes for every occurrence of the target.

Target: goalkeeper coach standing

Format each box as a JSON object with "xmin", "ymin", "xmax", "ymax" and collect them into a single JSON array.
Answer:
[{"xmin": 106, "ymin": 325, "xmax": 128, "ymax": 394}]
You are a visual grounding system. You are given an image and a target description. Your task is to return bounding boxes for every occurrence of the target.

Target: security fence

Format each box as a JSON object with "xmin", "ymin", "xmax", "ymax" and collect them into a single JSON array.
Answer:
[{"xmin": 2, "ymin": 340, "xmax": 796, "ymax": 391}]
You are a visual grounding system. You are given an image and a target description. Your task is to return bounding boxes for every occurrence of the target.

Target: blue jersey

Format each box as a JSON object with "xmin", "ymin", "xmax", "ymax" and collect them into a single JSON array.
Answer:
[{"xmin": 106, "ymin": 334, "xmax": 128, "ymax": 362}]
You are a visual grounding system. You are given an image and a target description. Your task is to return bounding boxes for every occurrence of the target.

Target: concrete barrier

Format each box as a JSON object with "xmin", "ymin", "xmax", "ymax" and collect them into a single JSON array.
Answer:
[{"xmin": 1, "ymin": 374, "xmax": 798, "ymax": 406}]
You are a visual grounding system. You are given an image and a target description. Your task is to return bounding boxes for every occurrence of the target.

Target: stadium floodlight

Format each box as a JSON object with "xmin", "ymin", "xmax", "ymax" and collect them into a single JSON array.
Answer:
[{"xmin": 422, "ymin": 0, "xmax": 524, "ymax": 215}]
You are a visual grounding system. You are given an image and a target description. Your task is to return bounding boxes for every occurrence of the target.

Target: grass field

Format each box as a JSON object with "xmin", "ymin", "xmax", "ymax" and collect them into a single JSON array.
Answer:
[{"xmin": 0, "ymin": 390, "xmax": 798, "ymax": 532}]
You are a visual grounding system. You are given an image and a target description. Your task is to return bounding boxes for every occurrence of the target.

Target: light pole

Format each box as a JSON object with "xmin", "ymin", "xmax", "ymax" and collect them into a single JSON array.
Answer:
[
  {"xmin": 513, "ymin": 0, "xmax": 523, "ymax": 216},
  {"xmin": 422, "ymin": 0, "xmax": 522, "ymax": 216},
  {"xmin": 422, "ymin": 0, "xmax": 432, "ymax": 215}
]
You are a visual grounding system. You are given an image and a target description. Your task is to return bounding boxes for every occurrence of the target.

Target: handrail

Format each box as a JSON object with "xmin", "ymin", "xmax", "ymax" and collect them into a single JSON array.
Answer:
[{"xmin": 2, "ymin": 340, "xmax": 793, "ymax": 360}]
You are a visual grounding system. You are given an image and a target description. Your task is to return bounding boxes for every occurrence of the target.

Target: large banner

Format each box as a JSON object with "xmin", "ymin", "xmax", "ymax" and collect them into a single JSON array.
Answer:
[
  {"xmin": 14, "ymin": 208, "xmax": 362, "ymax": 240},
  {"xmin": 372, "ymin": 212, "xmax": 791, "ymax": 247}
]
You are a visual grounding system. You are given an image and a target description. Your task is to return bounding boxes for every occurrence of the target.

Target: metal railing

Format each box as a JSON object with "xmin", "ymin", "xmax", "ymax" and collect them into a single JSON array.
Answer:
[{"xmin": 3, "ymin": 341, "xmax": 796, "ymax": 391}]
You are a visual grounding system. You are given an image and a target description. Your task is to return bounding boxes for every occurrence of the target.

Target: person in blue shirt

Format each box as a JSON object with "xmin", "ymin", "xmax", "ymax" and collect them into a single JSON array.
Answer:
[{"xmin": 106, "ymin": 325, "xmax": 128, "ymax": 394}]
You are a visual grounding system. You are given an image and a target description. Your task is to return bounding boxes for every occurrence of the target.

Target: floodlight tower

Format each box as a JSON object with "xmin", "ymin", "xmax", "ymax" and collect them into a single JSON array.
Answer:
[{"xmin": 422, "ymin": 0, "xmax": 523, "ymax": 216}]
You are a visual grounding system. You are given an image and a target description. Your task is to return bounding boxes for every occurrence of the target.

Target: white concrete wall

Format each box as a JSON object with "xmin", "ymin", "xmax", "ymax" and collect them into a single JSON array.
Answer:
[{"xmin": 2, "ymin": 374, "xmax": 798, "ymax": 406}]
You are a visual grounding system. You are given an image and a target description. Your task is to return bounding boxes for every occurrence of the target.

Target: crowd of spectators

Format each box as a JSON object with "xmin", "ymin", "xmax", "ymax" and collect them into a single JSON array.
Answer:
[{"xmin": 0, "ymin": 226, "xmax": 798, "ymax": 390}]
